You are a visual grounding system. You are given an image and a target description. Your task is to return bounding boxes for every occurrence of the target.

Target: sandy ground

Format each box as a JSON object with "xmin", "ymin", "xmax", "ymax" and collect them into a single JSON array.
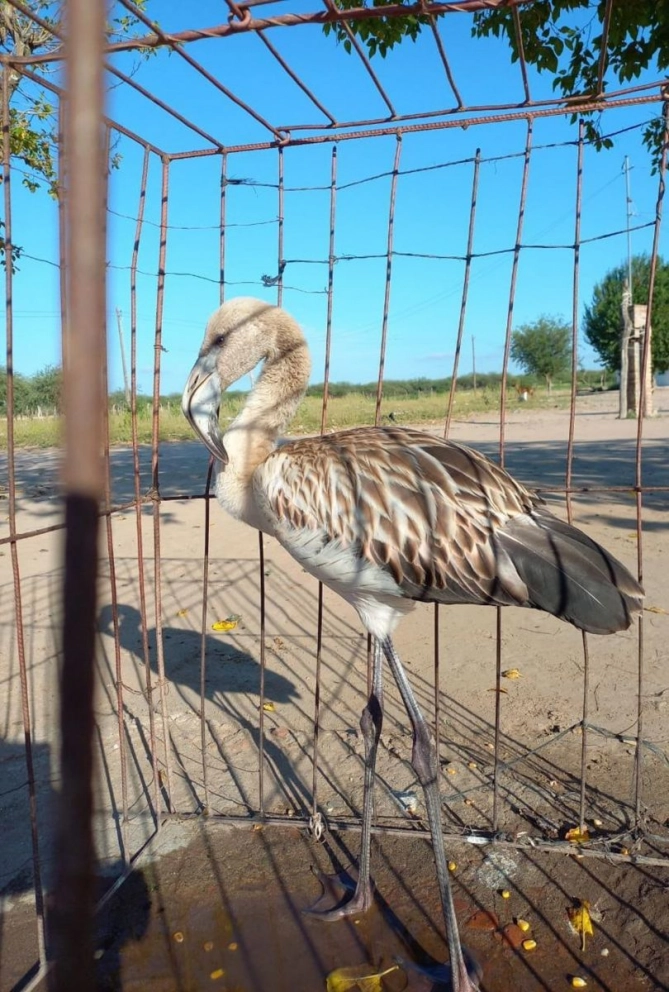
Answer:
[{"xmin": 0, "ymin": 388, "xmax": 668, "ymax": 991}]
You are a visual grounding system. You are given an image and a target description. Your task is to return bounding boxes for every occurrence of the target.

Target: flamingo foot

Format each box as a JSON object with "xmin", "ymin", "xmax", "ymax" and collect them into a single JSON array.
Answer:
[
  {"xmin": 396, "ymin": 949, "xmax": 482, "ymax": 991},
  {"xmin": 302, "ymin": 867, "xmax": 374, "ymax": 921}
]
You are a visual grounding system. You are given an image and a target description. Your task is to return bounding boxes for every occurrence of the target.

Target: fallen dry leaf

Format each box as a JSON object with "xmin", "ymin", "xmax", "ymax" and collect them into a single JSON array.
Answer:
[
  {"xmin": 565, "ymin": 825, "xmax": 591, "ymax": 844},
  {"xmin": 325, "ymin": 963, "xmax": 400, "ymax": 992},
  {"xmin": 645, "ymin": 605, "xmax": 668, "ymax": 615},
  {"xmin": 488, "ymin": 687, "xmax": 509, "ymax": 694},
  {"xmin": 568, "ymin": 901, "xmax": 594, "ymax": 952},
  {"xmin": 502, "ymin": 668, "xmax": 522, "ymax": 680}
]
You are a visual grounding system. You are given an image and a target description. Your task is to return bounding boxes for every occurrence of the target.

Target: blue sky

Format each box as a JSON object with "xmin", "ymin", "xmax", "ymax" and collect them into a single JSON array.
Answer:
[{"xmin": 3, "ymin": 1, "xmax": 667, "ymax": 395}]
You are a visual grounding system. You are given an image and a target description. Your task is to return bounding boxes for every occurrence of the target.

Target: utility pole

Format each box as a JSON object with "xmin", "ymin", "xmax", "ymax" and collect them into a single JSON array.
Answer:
[
  {"xmin": 471, "ymin": 335, "xmax": 477, "ymax": 393},
  {"xmin": 115, "ymin": 308, "xmax": 131, "ymax": 408}
]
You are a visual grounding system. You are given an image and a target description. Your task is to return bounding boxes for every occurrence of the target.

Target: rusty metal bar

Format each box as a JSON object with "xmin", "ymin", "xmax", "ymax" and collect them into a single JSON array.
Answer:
[
  {"xmin": 50, "ymin": 1, "xmax": 107, "ymax": 987},
  {"xmin": 566, "ymin": 121, "xmax": 591, "ymax": 835},
  {"xmin": 320, "ymin": 145, "xmax": 338, "ymax": 434},
  {"xmin": 323, "ymin": 0, "xmax": 396, "ymax": 118},
  {"xmin": 162, "ymin": 810, "xmax": 669, "ymax": 867},
  {"xmin": 498, "ymin": 119, "xmax": 533, "ymax": 465},
  {"xmin": 595, "ymin": 0, "xmax": 614, "ymax": 97},
  {"xmin": 2, "ymin": 55, "xmax": 47, "ymax": 972},
  {"xmin": 129, "ymin": 148, "xmax": 162, "ymax": 826},
  {"xmin": 200, "ymin": 460, "xmax": 215, "ymax": 811},
  {"xmin": 312, "ymin": 146, "xmax": 338, "ymax": 814},
  {"xmin": 170, "ymin": 89, "xmax": 664, "ymax": 157},
  {"xmin": 258, "ymin": 531, "xmax": 267, "ymax": 816},
  {"xmin": 277, "ymin": 145, "xmax": 285, "ymax": 307},
  {"xmin": 150, "ymin": 157, "xmax": 174, "ymax": 814},
  {"xmin": 492, "ymin": 119, "xmax": 532, "ymax": 836},
  {"xmin": 255, "ymin": 28, "xmax": 337, "ymax": 124},
  {"xmin": 101, "ymin": 0, "xmax": 537, "ymax": 55},
  {"xmin": 220, "ymin": 152, "xmax": 228, "ymax": 301},
  {"xmin": 374, "ymin": 135, "xmax": 402, "ymax": 426},
  {"xmin": 633, "ymin": 98, "xmax": 669, "ymax": 827},
  {"xmin": 429, "ymin": 19, "xmax": 464, "ymax": 109},
  {"xmin": 444, "ymin": 147, "xmax": 480, "ymax": 437},
  {"xmin": 100, "ymin": 123, "xmax": 130, "ymax": 857},
  {"xmin": 115, "ymin": 0, "xmax": 285, "ymax": 140},
  {"xmin": 511, "ymin": 4, "xmax": 530, "ymax": 103}
]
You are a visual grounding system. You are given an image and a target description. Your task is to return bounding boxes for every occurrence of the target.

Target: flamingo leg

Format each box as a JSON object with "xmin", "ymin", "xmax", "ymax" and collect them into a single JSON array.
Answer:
[
  {"xmin": 305, "ymin": 637, "xmax": 384, "ymax": 920},
  {"xmin": 382, "ymin": 637, "xmax": 480, "ymax": 992}
]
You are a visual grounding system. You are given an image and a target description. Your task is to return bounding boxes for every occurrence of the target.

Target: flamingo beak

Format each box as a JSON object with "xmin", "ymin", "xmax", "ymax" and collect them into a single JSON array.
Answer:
[{"xmin": 181, "ymin": 351, "xmax": 228, "ymax": 465}]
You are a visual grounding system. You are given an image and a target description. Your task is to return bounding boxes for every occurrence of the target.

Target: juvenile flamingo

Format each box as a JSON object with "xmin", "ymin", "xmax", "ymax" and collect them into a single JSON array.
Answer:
[{"xmin": 182, "ymin": 297, "xmax": 643, "ymax": 992}]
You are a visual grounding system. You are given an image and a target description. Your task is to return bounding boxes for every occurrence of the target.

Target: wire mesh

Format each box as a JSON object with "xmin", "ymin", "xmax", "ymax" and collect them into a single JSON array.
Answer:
[{"xmin": 1, "ymin": 1, "xmax": 669, "ymax": 987}]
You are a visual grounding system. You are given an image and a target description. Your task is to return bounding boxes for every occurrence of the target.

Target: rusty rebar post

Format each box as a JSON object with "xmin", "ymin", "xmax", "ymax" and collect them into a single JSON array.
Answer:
[
  {"xmin": 151, "ymin": 156, "xmax": 174, "ymax": 814},
  {"xmin": 374, "ymin": 135, "xmax": 402, "ymax": 426},
  {"xmin": 633, "ymin": 98, "xmax": 669, "ymax": 828},
  {"xmin": 312, "ymin": 146, "xmax": 338, "ymax": 814},
  {"xmin": 200, "ymin": 460, "xmax": 215, "ymax": 811},
  {"xmin": 444, "ymin": 147, "xmax": 480, "ymax": 437},
  {"xmin": 566, "ymin": 121, "xmax": 590, "ymax": 833},
  {"xmin": 130, "ymin": 147, "xmax": 162, "ymax": 825},
  {"xmin": 492, "ymin": 119, "xmax": 533, "ymax": 836},
  {"xmin": 277, "ymin": 145, "xmax": 285, "ymax": 307},
  {"xmin": 2, "ymin": 61, "xmax": 47, "ymax": 969},
  {"xmin": 220, "ymin": 152, "xmax": 228, "ymax": 303},
  {"xmin": 258, "ymin": 531, "xmax": 267, "ymax": 816},
  {"xmin": 50, "ymin": 1, "xmax": 106, "ymax": 988}
]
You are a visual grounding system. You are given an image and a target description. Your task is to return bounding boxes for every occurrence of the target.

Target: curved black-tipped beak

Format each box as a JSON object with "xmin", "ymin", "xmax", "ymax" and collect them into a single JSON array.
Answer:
[{"xmin": 181, "ymin": 352, "xmax": 228, "ymax": 465}]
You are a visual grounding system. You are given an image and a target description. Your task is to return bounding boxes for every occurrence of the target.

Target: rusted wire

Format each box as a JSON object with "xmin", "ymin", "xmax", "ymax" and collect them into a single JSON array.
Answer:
[
  {"xmin": 220, "ymin": 152, "xmax": 228, "ymax": 300},
  {"xmin": 374, "ymin": 135, "xmax": 402, "ymax": 426},
  {"xmin": 633, "ymin": 98, "xmax": 669, "ymax": 828},
  {"xmin": 150, "ymin": 157, "xmax": 175, "ymax": 814},
  {"xmin": 444, "ymin": 147, "xmax": 480, "ymax": 437},
  {"xmin": 595, "ymin": 0, "xmax": 614, "ymax": 98},
  {"xmin": 320, "ymin": 145, "xmax": 338, "ymax": 434},
  {"xmin": 2, "ymin": 56, "xmax": 47, "ymax": 972}
]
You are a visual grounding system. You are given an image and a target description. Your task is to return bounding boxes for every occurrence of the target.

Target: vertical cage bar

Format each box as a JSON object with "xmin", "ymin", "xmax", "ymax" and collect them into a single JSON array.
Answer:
[
  {"xmin": 199, "ymin": 460, "xmax": 215, "ymax": 811},
  {"xmin": 633, "ymin": 98, "xmax": 669, "ymax": 827},
  {"xmin": 374, "ymin": 135, "xmax": 402, "ymax": 427},
  {"xmin": 277, "ymin": 145, "xmax": 284, "ymax": 307},
  {"xmin": 150, "ymin": 156, "xmax": 174, "ymax": 813},
  {"xmin": 129, "ymin": 147, "xmax": 161, "ymax": 825},
  {"xmin": 2, "ymin": 62, "xmax": 47, "ymax": 969},
  {"xmin": 51, "ymin": 0, "xmax": 107, "ymax": 986},
  {"xmin": 492, "ymin": 119, "xmax": 533, "ymax": 836},
  {"xmin": 101, "ymin": 124, "xmax": 129, "ymax": 856},
  {"xmin": 320, "ymin": 145, "xmax": 337, "ymax": 434},
  {"xmin": 566, "ymin": 122, "xmax": 590, "ymax": 833},
  {"xmin": 220, "ymin": 152, "xmax": 227, "ymax": 304},
  {"xmin": 258, "ymin": 530, "xmax": 267, "ymax": 815},
  {"xmin": 312, "ymin": 146, "xmax": 338, "ymax": 814},
  {"xmin": 444, "ymin": 147, "xmax": 480, "ymax": 438}
]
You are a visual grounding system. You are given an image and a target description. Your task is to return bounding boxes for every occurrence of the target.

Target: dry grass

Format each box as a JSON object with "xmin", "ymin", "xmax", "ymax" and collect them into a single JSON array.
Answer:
[{"xmin": 0, "ymin": 387, "xmax": 569, "ymax": 450}]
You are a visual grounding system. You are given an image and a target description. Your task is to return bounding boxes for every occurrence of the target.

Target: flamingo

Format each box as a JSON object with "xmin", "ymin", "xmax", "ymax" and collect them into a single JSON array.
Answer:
[{"xmin": 182, "ymin": 297, "xmax": 643, "ymax": 992}]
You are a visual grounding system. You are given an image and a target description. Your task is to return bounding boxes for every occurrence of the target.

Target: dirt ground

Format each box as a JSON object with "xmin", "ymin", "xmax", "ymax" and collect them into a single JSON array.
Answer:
[{"xmin": 1, "ymin": 389, "xmax": 668, "ymax": 991}]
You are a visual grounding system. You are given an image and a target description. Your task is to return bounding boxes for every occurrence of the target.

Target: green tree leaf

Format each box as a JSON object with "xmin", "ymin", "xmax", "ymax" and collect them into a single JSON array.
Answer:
[
  {"xmin": 583, "ymin": 254, "xmax": 669, "ymax": 374},
  {"xmin": 510, "ymin": 315, "xmax": 572, "ymax": 391}
]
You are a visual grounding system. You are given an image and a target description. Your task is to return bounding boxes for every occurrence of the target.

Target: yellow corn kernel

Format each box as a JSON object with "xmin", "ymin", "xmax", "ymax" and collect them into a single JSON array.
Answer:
[
  {"xmin": 522, "ymin": 939, "xmax": 537, "ymax": 951},
  {"xmin": 501, "ymin": 889, "xmax": 511, "ymax": 899},
  {"xmin": 517, "ymin": 919, "xmax": 531, "ymax": 932},
  {"xmin": 571, "ymin": 978, "xmax": 587, "ymax": 988},
  {"xmin": 448, "ymin": 861, "xmax": 457, "ymax": 872}
]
